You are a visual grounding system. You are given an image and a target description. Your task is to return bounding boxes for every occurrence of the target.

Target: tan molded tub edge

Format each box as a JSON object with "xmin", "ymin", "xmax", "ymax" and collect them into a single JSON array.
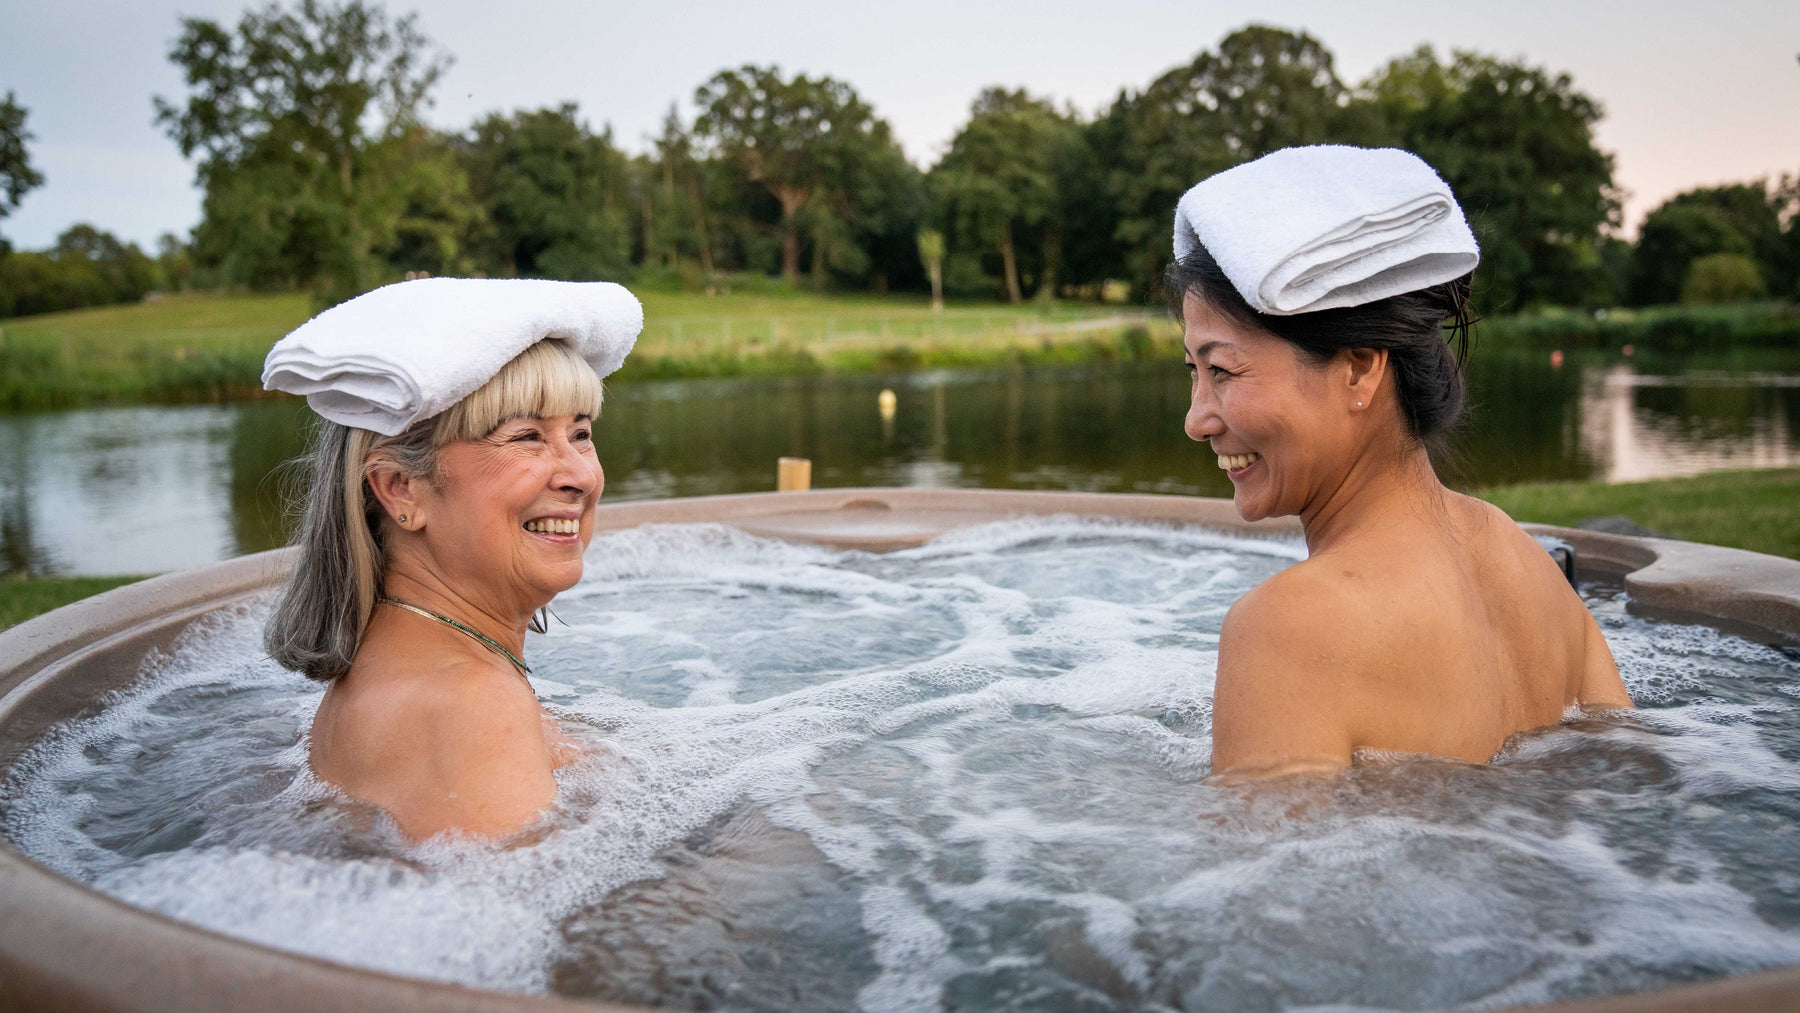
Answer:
[{"xmin": 2, "ymin": 489, "xmax": 1798, "ymax": 1012}]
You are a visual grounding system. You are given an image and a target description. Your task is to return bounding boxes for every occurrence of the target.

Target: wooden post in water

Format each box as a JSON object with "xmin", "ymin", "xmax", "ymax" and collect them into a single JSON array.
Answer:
[{"xmin": 778, "ymin": 457, "xmax": 812, "ymax": 492}]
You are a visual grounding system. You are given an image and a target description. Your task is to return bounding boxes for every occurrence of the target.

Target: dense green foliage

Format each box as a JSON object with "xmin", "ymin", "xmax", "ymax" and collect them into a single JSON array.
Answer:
[
  {"xmin": 152, "ymin": 0, "xmax": 453, "ymax": 302},
  {"xmin": 0, "ymin": 224, "xmax": 166, "ymax": 318},
  {"xmin": 1632, "ymin": 182, "xmax": 1797, "ymax": 305},
  {"xmin": 1367, "ymin": 47, "xmax": 1619, "ymax": 312},
  {"xmin": 4, "ymin": 4, "xmax": 1795, "ymax": 331},
  {"xmin": 0, "ymin": 91, "xmax": 45, "ymax": 254},
  {"xmin": 932, "ymin": 88, "xmax": 1081, "ymax": 303},
  {"xmin": 460, "ymin": 104, "xmax": 632, "ymax": 280}
]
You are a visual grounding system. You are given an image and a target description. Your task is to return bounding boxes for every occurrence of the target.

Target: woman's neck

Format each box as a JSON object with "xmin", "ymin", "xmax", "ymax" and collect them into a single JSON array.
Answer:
[
  {"xmin": 1298, "ymin": 438, "xmax": 1448, "ymax": 557},
  {"xmin": 377, "ymin": 562, "xmax": 531, "ymax": 657}
]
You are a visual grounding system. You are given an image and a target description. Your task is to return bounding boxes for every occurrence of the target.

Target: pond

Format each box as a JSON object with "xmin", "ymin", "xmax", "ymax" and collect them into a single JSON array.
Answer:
[{"xmin": 3, "ymin": 350, "xmax": 1798, "ymax": 578}]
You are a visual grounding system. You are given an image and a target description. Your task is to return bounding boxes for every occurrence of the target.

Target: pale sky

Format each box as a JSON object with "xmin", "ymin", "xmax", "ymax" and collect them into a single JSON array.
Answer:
[{"xmin": 2, "ymin": 0, "xmax": 1796, "ymax": 251}]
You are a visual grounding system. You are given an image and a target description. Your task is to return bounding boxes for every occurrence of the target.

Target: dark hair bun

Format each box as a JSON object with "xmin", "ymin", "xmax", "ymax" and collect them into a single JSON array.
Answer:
[{"xmin": 1165, "ymin": 244, "xmax": 1474, "ymax": 451}]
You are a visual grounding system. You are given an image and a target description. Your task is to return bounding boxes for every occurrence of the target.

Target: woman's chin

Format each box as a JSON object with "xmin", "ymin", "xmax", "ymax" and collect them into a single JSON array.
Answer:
[{"xmin": 1230, "ymin": 489, "xmax": 1271, "ymax": 523}]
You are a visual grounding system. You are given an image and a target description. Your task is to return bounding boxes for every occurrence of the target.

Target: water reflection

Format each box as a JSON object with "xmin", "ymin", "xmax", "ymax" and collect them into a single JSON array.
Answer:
[
  {"xmin": 1578, "ymin": 366, "xmax": 1800, "ymax": 482},
  {"xmin": 2, "ymin": 354, "xmax": 1797, "ymax": 577},
  {"xmin": 0, "ymin": 403, "xmax": 306, "ymax": 577}
]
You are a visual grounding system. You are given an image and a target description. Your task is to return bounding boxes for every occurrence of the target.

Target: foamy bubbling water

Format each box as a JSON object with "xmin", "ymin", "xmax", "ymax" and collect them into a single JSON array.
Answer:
[{"xmin": 4, "ymin": 519, "xmax": 1800, "ymax": 1011}]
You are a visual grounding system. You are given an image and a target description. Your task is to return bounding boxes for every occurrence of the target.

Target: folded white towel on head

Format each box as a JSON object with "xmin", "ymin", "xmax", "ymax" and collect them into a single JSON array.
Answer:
[
  {"xmin": 1173, "ymin": 145, "xmax": 1479, "ymax": 315},
  {"xmin": 262, "ymin": 277, "xmax": 643, "ymax": 435}
]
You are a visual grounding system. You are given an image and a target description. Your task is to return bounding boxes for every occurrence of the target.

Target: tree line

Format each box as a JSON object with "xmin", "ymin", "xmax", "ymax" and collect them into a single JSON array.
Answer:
[{"xmin": 2, "ymin": 1, "xmax": 1797, "ymax": 321}]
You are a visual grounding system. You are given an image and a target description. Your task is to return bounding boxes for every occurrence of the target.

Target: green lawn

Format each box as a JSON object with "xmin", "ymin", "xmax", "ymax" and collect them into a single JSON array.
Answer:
[
  {"xmin": 0, "ymin": 291, "xmax": 311, "ymax": 410},
  {"xmin": 0, "ymin": 287, "xmax": 1175, "ymax": 410},
  {"xmin": 0, "ymin": 575, "xmax": 147, "ymax": 631},
  {"xmin": 1480, "ymin": 468, "xmax": 1800, "ymax": 561}
]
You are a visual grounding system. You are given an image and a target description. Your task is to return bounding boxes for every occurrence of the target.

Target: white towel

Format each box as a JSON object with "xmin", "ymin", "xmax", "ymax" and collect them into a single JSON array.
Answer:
[
  {"xmin": 1172, "ymin": 145, "xmax": 1479, "ymax": 315},
  {"xmin": 262, "ymin": 278, "xmax": 643, "ymax": 435}
]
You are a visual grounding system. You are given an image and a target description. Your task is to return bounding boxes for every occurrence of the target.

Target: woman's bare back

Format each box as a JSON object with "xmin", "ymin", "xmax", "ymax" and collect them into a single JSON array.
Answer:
[{"xmin": 1209, "ymin": 493, "xmax": 1630, "ymax": 778}]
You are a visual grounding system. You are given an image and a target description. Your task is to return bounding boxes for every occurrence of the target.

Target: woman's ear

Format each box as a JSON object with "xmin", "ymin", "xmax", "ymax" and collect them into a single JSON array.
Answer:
[
  {"xmin": 365, "ymin": 457, "xmax": 425, "ymax": 530},
  {"xmin": 1343, "ymin": 347, "xmax": 1389, "ymax": 409}
]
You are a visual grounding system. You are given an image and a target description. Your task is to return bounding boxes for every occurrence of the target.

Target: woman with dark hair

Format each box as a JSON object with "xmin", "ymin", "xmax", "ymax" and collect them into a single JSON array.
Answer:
[
  {"xmin": 1168, "ymin": 146, "xmax": 1631, "ymax": 780},
  {"xmin": 261, "ymin": 278, "xmax": 641, "ymax": 838}
]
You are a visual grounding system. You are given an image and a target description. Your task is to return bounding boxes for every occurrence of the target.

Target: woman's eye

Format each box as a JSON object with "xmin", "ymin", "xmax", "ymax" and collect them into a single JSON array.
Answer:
[{"xmin": 1208, "ymin": 365, "xmax": 1233, "ymax": 378}]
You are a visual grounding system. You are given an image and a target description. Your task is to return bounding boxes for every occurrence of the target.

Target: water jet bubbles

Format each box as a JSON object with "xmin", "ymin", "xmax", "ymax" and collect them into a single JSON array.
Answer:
[{"xmin": 7, "ymin": 518, "xmax": 1800, "ymax": 1008}]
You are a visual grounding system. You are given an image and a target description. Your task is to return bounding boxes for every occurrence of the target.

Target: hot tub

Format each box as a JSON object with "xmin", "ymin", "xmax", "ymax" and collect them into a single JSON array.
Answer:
[{"xmin": 2, "ymin": 489, "xmax": 1798, "ymax": 1012}]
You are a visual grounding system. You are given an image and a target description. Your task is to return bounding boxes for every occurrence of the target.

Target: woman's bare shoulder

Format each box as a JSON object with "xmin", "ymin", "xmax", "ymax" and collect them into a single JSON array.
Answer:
[
  {"xmin": 1212, "ymin": 559, "xmax": 1394, "ymax": 777},
  {"xmin": 316, "ymin": 656, "xmax": 557, "ymax": 839}
]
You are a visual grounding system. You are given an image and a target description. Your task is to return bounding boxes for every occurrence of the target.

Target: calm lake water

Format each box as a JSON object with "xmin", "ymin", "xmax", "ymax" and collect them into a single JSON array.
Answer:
[{"xmin": 4, "ymin": 350, "xmax": 1798, "ymax": 577}]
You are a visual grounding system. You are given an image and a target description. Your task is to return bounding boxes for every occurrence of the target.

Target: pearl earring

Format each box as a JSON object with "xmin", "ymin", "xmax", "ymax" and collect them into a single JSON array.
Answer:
[{"xmin": 1356, "ymin": 401, "xmax": 1364, "ymax": 408}]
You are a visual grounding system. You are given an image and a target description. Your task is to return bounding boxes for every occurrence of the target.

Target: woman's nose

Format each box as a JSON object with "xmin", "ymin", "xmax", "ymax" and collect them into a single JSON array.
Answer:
[
  {"xmin": 551, "ymin": 438, "xmax": 598, "ymax": 493},
  {"xmin": 1185, "ymin": 389, "xmax": 1221, "ymax": 443}
]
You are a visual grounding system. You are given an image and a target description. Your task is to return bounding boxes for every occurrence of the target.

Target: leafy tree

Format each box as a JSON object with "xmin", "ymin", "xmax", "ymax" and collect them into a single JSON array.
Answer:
[
  {"xmin": 1630, "ymin": 183, "xmax": 1789, "ymax": 304},
  {"xmin": 0, "ymin": 91, "xmax": 46, "ymax": 252},
  {"xmin": 930, "ymin": 88, "xmax": 1080, "ymax": 304},
  {"xmin": 0, "ymin": 224, "xmax": 163, "ymax": 318},
  {"xmin": 1779, "ymin": 172, "xmax": 1800, "ymax": 299},
  {"xmin": 694, "ymin": 65, "xmax": 897, "ymax": 283},
  {"xmin": 154, "ymin": 0, "xmax": 454, "ymax": 299},
  {"xmin": 645, "ymin": 105, "xmax": 715, "ymax": 274},
  {"xmin": 371, "ymin": 124, "xmax": 485, "ymax": 278},
  {"xmin": 1681, "ymin": 253, "xmax": 1764, "ymax": 303},
  {"xmin": 459, "ymin": 104, "xmax": 632, "ymax": 280},
  {"xmin": 823, "ymin": 136, "xmax": 927, "ymax": 292},
  {"xmin": 1100, "ymin": 26, "xmax": 1370, "ymax": 296},
  {"xmin": 1367, "ymin": 47, "xmax": 1619, "ymax": 311},
  {"xmin": 1631, "ymin": 199, "xmax": 1755, "ymax": 305}
]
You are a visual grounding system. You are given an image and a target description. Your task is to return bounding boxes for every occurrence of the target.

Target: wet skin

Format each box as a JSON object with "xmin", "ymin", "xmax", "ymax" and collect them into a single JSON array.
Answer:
[
  {"xmin": 308, "ymin": 412, "xmax": 599, "ymax": 840},
  {"xmin": 1181, "ymin": 295, "xmax": 1632, "ymax": 779}
]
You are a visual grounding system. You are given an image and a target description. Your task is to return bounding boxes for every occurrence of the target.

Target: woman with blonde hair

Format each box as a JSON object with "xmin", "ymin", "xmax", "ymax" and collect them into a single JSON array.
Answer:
[{"xmin": 262, "ymin": 278, "xmax": 640, "ymax": 839}]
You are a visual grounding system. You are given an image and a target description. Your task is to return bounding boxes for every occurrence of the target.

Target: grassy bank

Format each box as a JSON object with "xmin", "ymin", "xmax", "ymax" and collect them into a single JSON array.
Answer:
[
  {"xmin": 6, "ymin": 287, "xmax": 1794, "ymax": 411},
  {"xmin": 1480, "ymin": 468, "xmax": 1800, "ymax": 561},
  {"xmin": 0, "ymin": 292, "xmax": 312, "ymax": 410},
  {"xmin": 0, "ymin": 287, "xmax": 1177, "ymax": 411},
  {"xmin": 0, "ymin": 575, "xmax": 146, "ymax": 631},
  {"xmin": 1479, "ymin": 300, "xmax": 1800, "ymax": 353}
]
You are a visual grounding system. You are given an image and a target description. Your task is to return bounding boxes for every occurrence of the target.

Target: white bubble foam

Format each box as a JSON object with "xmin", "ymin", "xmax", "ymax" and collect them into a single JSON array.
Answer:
[{"xmin": 3, "ymin": 518, "xmax": 1798, "ymax": 1010}]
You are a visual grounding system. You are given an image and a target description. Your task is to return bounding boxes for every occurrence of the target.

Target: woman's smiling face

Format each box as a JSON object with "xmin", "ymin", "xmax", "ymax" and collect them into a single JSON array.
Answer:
[
  {"xmin": 1182, "ymin": 294, "xmax": 1347, "ymax": 523},
  {"xmin": 415, "ymin": 411, "xmax": 602, "ymax": 613}
]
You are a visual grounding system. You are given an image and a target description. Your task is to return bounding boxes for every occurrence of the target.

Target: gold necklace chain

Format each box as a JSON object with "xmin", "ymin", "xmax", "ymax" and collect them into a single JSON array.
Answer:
[{"xmin": 377, "ymin": 597, "xmax": 532, "ymax": 679}]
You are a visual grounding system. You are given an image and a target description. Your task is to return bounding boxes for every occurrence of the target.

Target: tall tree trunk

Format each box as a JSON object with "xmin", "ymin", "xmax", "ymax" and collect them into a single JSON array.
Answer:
[
  {"xmin": 928, "ymin": 260, "xmax": 944, "ymax": 312},
  {"xmin": 640, "ymin": 190, "xmax": 656, "ymax": 268},
  {"xmin": 782, "ymin": 228, "xmax": 802, "ymax": 283},
  {"xmin": 773, "ymin": 185, "xmax": 811, "ymax": 283},
  {"xmin": 1037, "ymin": 228, "xmax": 1062, "ymax": 303},
  {"xmin": 684, "ymin": 174, "xmax": 714, "ymax": 275},
  {"xmin": 661, "ymin": 154, "xmax": 678, "ymax": 268},
  {"xmin": 998, "ymin": 223, "xmax": 1022, "ymax": 305}
]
